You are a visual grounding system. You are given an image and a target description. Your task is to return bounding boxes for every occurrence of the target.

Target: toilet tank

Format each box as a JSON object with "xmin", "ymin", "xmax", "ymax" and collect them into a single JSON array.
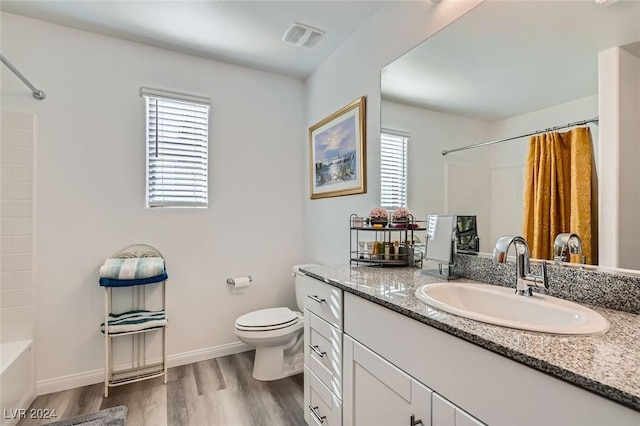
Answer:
[{"xmin": 292, "ymin": 264, "xmax": 319, "ymax": 312}]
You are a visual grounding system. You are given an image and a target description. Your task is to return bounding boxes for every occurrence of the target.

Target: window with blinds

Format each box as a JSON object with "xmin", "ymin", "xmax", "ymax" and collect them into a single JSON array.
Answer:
[
  {"xmin": 380, "ymin": 131, "xmax": 409, "ymax": 210},
  {"xmin": 142, "ymin": 88, "xmax": 210, "ymax": 208}
]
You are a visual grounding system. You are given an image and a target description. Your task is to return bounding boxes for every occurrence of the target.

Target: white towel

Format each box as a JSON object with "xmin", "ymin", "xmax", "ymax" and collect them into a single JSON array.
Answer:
[
  {"xmin": 99, "ymin": 257, "xmax": 165, "ymax": 280},
  {"xmin": 101, "ymin": 310, "xmax": 167, "ymax": 334}
]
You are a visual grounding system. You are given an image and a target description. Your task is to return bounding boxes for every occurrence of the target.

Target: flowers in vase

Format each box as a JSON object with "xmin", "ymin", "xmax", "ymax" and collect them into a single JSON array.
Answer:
[
  {"xmin": 392, "ymin": 207, "xmax": 412, "ymax": 220},
  {"xmin": 368, "ymin": 207, "xmax": 390, "ymax": 220}
]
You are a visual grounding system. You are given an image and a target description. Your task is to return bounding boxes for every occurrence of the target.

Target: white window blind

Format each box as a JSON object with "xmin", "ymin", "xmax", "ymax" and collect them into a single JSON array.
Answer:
[
  {"xmin": 143, "ymin": 89, "xmax": 210, "ymax": 208},
  {"xmin": 381, "ymin": 131, "xmax": 409, "ymax": 210}
]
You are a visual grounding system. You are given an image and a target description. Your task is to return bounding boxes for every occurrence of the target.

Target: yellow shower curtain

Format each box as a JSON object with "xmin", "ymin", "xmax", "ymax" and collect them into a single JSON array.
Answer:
[{"xmin": 522, "ymin": 127, "xmax": 594, "ymax": 264}]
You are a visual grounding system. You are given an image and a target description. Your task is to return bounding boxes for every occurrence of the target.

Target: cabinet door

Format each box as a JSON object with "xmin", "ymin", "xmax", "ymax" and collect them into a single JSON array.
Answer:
[
  {"xmin": 455, "ymin": 408, "xmax": 485, "ymax": 426},
  {"xmin": 432, "ymin": 393, "xmax": 456, "ymax": 426},
  {"xmin": 343, "ymin": 335, "xmax": 431, "ymax": 426},
  {"xmin": 412, "ymin": 380, "xmax": 433, "ymax": 426},
  {"xmin": 433, "ymin": 393, "xmax": 485, "ymax": 426}
]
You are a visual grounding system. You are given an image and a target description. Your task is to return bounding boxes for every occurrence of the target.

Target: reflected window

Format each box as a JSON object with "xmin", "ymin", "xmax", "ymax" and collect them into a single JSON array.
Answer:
[{"xmin": 381, "ymin": 130, "xmax": 409, "ymax": 209}]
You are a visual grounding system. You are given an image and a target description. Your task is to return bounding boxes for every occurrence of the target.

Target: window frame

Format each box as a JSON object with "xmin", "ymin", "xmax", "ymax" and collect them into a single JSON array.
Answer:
[
  {"xmin": 142, "ymin": 87, "xmax": 211, "ymax": 209},
  {"xmin": 380, "ymin": 129, "xmax": 410, "ymax": 210}
]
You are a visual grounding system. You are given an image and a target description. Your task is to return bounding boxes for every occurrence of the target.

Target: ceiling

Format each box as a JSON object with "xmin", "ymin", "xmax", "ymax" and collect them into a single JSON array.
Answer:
[
  {"xmin": 381, "ymin": 0, "xmax": 640, "ymax": 122},
  {"xmin": 0, "ymin": 0, "xmax": 387, "ymax": 80}
]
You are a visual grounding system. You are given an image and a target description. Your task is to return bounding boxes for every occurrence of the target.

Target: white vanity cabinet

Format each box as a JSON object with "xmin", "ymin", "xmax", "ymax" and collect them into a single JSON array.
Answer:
[
  {"xmin": 303, "ymin": 274, "xmax": 342, "ymax": 329},
  {"xmin": 305, "ymin": 310, "xmax": 342, "ymax": 398},
  {"xmin": 343, "ymin": 292, "xmax": 640, "ymax": 426},
  {"xmin": 305, "ymin": 366, "xmax": 342, "ymax": 425},
  {"xmin": 300, "ymin": 273, "xmax": 483, "ymax": 426},
  {"xmin": 343, "ymin": 334, "xmax": 482, "ymax": 426},
  {"xmin": 302, "ymin": 274, "xmax": 344, "ymax": 425},
  {"xmin": 432, "ymin": 393, "xmax": 484, "ymax": 426},
  {"xmin": 343, "ymin": 335, "xmax": 432, "ymax": 426}
]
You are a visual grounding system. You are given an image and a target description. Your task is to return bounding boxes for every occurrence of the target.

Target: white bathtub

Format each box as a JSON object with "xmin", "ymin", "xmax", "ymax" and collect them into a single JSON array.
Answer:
[{"xmin": 1, "ymin": 340, "xmax": 35, "ymax": 426}]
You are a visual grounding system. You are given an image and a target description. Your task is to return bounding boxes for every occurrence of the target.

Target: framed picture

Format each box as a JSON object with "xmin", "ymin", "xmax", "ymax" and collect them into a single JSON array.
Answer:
[{"xmin": 309, "ymin": 96, "xmax": 367, "ymax": 199}]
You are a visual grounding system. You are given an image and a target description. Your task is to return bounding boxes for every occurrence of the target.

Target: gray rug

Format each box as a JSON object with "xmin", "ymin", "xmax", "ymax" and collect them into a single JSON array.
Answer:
[{"xmin": 45, "ymin": 406, "xmax": 127, "ymax": 426}]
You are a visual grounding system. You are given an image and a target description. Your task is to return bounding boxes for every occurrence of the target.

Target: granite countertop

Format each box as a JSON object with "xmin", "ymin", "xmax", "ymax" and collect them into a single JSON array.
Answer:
[{"xmin": 300, "ymin": 264, "xmax": 640, "ymax": 412}]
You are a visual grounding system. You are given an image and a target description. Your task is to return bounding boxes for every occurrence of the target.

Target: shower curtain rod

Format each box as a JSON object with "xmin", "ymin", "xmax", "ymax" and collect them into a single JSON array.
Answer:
[
  {"xmin": 0, "ymin": 54, "xmax": 46, "ymax": 100},
  {"xmin": 441, "ymin": 117, "xmax": 599, "ymax": 156}
]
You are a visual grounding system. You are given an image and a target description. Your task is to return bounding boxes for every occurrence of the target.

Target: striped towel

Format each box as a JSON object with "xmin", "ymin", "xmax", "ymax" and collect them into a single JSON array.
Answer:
[
  {"xmin": 101, "ymin": 310, "xmax": 167, "ymax": 334},
  {"xmin": 99, "ymin": 257, "xmax": 165, "ymax": 280}
]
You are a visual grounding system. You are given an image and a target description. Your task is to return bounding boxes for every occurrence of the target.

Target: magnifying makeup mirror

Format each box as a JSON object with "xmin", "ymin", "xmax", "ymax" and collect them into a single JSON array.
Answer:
[{"xmin": 421, "ymin": 214, "xmax": 459, "ymax": 280}]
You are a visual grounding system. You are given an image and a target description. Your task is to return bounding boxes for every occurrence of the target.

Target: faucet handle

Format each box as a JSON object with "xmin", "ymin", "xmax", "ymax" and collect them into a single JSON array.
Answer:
[
  {"xmin": 540, "ymin": 261, "xmax": 548, "ymax": 289},
  {"xmin": 524, "ymin": 260, "xmax": 548, "ymax": 292}
]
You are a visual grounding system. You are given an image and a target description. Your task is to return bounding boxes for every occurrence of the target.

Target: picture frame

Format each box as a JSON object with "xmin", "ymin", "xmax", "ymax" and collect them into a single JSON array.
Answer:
[{"xmin": 309, "ymin": 96, "xmax": 367, "ymax": 199}]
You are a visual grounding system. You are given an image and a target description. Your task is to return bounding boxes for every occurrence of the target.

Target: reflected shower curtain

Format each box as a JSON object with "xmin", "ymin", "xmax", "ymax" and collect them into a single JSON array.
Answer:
[{"xmin": 522, "ymin": 127, "xmax": 594, "ymax": 263}]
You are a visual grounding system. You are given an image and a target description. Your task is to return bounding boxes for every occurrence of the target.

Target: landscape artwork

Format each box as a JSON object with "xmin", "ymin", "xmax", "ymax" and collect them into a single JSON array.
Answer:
[
  {"xmin": 309, "ymin": 97, "xmax": 366, "ymax": 199},
  {"xmin": 314, "ymin": 115, "xmax": 357, "ymax": 187}
]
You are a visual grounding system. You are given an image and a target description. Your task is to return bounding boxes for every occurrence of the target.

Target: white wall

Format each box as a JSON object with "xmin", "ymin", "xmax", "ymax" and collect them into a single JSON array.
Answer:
[
  {"xmin": 1, "ymin": 112, "xmax": 35, "ymax": 344},
  {"xmin": 598, "ymin": 46, "xmax": 640, "ymax": 270},
  {"xmin": 1, "ymin": 12, "xmax": 306, "ymax": 393},
  {"xmin": 446, "ymin": 163, "xmax": 491, "ymax": 252},
  {"xmin": 598, "ymin": 48, "xmax": 620, "ymax": 268},
  {"xmin": 488, "ymin": 95, "xmax": 599, "ymax": 169},
  {"xmin": 304, "ymin": 0, "xmax": 482, "ymax": 264},
  {"xmin": 616, "ymin": 48, "xmax": 640, "ymax": 270},
  {"xmin": 381, "ymin": 100, "xmax": 492, "ymax": 251}
]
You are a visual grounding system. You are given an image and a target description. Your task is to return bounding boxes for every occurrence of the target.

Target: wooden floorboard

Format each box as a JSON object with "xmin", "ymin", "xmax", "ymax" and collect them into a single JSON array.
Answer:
[{"xmin": 17, "ymin": 351, "xmax": 304, "ymax": 426}]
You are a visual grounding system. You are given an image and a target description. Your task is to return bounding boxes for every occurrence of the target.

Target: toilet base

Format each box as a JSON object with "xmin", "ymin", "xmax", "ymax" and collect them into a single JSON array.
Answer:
[{"xmin": 252, "ymin": 347, "xmax": 304, "ymax": 381}]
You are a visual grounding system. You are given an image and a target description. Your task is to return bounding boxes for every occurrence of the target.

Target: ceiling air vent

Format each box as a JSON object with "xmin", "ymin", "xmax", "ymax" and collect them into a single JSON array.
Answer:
[{"xmin": 283, "ymin": 22, "xmax": 325, "ymax": 48}]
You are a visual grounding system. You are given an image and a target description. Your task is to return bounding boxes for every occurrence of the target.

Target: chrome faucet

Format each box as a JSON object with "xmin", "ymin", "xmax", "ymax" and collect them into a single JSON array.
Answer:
[
  {"xmin": 493, "ymin": 236, "xmax": 548, "ymax": 296},
  {"xmin": 553, "ymin": 233, "xmax": 585, "ymax": 264}
]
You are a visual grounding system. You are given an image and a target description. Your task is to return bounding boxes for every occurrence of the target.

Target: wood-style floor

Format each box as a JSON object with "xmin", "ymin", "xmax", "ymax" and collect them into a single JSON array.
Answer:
[{"xmin": 18, "ymin": 351, "xmax": 305, "ymax": 426}]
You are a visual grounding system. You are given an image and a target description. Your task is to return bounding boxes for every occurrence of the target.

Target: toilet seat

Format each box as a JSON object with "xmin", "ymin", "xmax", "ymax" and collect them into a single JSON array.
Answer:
[{"xmin": 235, "ymin": 307, "xmax": 303, "ymax": 332}]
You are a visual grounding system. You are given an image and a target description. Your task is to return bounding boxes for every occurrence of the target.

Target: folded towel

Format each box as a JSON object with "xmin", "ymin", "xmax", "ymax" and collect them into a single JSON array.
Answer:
[
  {"xmin": 101, "ymin": 309, "xmax": 167, "ymax": 335},
  {"xmin": 99, "ymin": 272, "xmax": 168, "ymax": 287},
  {"xmin": 99, "ymin": 257, "xmax": 165, "ymax": 280}
]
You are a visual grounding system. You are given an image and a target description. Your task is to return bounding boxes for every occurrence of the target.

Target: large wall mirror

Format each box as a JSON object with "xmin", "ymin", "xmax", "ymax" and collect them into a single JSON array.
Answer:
[{"xmin": 381, "ymin": 0, "xmax": 640, "ymax": 268}]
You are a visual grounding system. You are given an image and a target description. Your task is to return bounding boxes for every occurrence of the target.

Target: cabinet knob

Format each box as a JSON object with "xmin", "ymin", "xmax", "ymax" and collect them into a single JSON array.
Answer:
[{"xmin": 410, "ymin": 414, "xmax": 423, "ymax": 426}]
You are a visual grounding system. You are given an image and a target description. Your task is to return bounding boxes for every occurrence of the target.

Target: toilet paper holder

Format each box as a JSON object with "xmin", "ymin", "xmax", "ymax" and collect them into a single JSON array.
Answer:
[{"xmin": 227, "ymin": 276, "xmax": 253, "ymax": 286}]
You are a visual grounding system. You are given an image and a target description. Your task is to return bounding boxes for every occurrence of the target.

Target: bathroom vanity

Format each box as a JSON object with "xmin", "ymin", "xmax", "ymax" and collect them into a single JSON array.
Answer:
[{"xmin": 300, "ymin": 265, "xmax": 640, "ymax": 426}]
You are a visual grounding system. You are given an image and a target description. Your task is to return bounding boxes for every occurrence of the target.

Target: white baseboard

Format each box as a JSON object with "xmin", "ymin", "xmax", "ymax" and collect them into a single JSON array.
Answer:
[
  {"xmin": 166, "ymin": 341, "xmax": 252, "ymax": 368},
  {"xmin": 36, "ymin": 341, "xmax": 253, "ymax": 396}
]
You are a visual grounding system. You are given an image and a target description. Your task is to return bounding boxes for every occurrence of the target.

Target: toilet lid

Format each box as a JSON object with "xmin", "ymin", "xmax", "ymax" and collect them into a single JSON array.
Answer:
[{"xmin": 236, "ymin": 307, "xmax": 298, "ymax": 330}]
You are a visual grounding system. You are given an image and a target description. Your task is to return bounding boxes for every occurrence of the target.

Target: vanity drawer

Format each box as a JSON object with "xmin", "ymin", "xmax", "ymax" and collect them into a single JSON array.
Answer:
[
  {"xmin": 305, "ymin": 310, "xmax": 343, "ymax": 398},
  {"xmin": 302, "ymin": 275, "xmax": 343, "ymax": 329},
  {"xmin": 305, "ymin": 366, "xmax": 342, "ymax": 426}
]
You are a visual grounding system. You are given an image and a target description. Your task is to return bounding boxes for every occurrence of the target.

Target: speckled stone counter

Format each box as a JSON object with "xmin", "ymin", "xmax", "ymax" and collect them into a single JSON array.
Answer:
[{"xmin": 300, "ymin": 264, "xmax": 640, "ymax": 412}]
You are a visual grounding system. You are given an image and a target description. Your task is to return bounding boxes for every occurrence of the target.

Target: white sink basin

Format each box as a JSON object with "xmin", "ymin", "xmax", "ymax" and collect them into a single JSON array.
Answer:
[{"xmin": 415, "ymin": 282, "xmax": 609, "ymax": 335}]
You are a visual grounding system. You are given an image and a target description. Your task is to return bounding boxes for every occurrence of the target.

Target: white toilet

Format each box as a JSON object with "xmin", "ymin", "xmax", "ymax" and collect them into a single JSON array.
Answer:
[{"xmin": 234, "ymin": 265, "xmax": 313, "ymax": 381}]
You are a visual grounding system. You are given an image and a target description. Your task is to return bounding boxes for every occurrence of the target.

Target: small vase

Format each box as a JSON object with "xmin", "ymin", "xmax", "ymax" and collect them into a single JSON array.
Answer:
[
  {"xmin": 369, "ymin": 217, "xmax": 388, "ymax": 228},
  {"xmin": 392, "ymin": 217, "xmax": 408, "ymax": 228}
]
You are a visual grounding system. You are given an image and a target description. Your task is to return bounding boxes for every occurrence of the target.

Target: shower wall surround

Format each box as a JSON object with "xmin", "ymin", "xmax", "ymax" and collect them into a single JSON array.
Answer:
[
  {"xmin": 0, "ymin": 111, "xmax": 35, "ymax": 343},
  {"xmin": 451, "ymin": 254, "xmax": 640, "ymax": 314}
]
